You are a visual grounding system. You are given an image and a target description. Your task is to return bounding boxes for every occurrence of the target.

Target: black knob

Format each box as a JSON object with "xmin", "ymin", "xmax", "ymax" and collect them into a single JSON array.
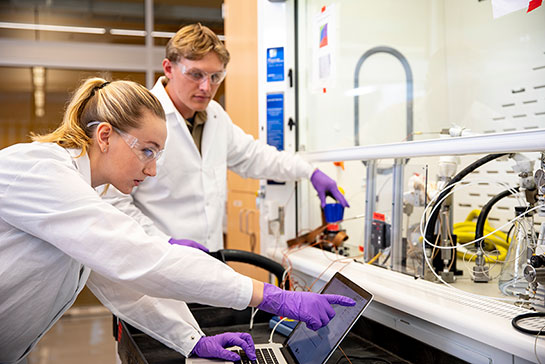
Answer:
[{"xmin": 530, "ymin": 254, "xmax": 545, "ymax": 268}]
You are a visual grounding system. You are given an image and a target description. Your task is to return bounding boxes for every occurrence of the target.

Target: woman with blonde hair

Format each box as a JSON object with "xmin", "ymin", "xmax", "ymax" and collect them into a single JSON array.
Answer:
[{"xmin": 0, "ymin": 77, "xmax": 354, "ymax": 364}]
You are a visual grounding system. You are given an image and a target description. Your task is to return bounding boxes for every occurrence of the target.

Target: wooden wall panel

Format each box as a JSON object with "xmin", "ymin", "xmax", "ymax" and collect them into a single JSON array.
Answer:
[{"xmin": 224, "ymin": 0, "xmax": 268, "ymax": 282}]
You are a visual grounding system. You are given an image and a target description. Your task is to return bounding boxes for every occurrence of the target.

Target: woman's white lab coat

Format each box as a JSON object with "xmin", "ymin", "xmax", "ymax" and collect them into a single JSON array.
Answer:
[
  {"xmin": 0, "ymin": 142, "xmax": 253, "ymax": 363},
  {"xmin": 102, "ymin": 78, "xmax": 314, "ymax": 250}
]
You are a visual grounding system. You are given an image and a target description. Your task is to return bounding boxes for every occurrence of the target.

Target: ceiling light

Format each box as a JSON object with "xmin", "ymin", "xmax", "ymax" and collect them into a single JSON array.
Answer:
[
  {"xmin": 110, "ymin": 29, "xmax": 224, "ymax": 40},
  {"xmin": 34, "ymin": 89, "xmax": 45, "ymax": 106},
  {"xmin": 110, "ymin": 29, "xmax": 147, "ymax": 37},
  {"xmin": 32, "ymin": 67, "xmax": 46, "ymax": 118},
  {"xmin": 0, "ymin": 22, "xmax": 224, "ymax": 40},
  {"xmin": 32, "ymin": 67, "xmax": 45, "ymax": 87},
  {"xmin": 151, "ymin": 31, "xmax": 176, "ymax": 38},
  {"xmin": 110, "ymin": 29, "xmax": 176, "ymax": 38},
  {"xmin": 0, "ymin": 21, "xmax": 106, "ymax": 34}
]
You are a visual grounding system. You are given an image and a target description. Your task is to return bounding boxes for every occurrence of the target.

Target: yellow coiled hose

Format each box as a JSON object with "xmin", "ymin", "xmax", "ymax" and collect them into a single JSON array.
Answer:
[{"xmin": 453, "ymin": 209, "xmax": 509, "ymax": 262}]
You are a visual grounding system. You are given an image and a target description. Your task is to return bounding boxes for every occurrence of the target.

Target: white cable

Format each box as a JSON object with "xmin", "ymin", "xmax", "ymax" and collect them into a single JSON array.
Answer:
[
  {"xmin": 268, "ymin": 316, "xmax": 288, "ymax": 344},
  {"xmin": 249, "ymin": 307, "xmax": 259, "ymax": 331},
  {"xmin": 419, "ymin": 179, "xmax": 539, "ymax": 250},
  {"xmin": 283, "ymin": 187, "xmax": 295, "ymax": 207},
  {"xmin": 281, "ymin": 268, "xmax": 290, "ymax": 290},
  {"xmin": 418, "ymin": 178, "xmax": 540, "ymax": 302},
  {"xmin": 423, "ymin": 178, "xmax": 521, "ymax": 222},
  {"xmin": 458, "ymin": 218, "xmax": 526, "ymax": 273},
  {"xmin": 421, "ymin": 239, "xmax": 519, "ymax": 302},
  {"xmin": 420, "ymin": 178, "xmax": 521, "ymax": 250},
  {"xmin": 535, "ymin": 324, "xmax": 545, "ymax": 364},
  {"xmin": 340, "ymin": 213, "xmax": 366, "ymax": 223}
]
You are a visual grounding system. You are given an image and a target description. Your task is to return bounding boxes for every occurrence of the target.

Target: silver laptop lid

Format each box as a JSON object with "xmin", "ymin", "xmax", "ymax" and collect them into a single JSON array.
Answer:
[{"xmin": 283, "ymin": 272, "xmax": 374, "ymax": 364}]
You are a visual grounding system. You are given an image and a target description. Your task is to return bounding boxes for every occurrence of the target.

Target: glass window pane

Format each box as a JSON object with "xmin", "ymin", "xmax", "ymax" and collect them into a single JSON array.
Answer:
[{"xmin": 296, "ymin": 0, "xmax": 545, "ymax": 152}]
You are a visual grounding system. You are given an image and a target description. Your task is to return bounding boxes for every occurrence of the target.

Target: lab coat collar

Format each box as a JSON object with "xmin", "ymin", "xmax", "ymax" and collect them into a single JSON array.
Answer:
[
  {"xmin": 66, "ymin": 147, "xmax": 92, "ymax": 186},
  {"xmin": 152, "ymin": 77, "xmax": 178, "ymax": 117},
  {"xmin": 152, "ymin": 77, "xmax": 203, "ymax": 158},
  {"xmin": 152, "ymin": 77, "xmax": 208, "ymax": 130}
]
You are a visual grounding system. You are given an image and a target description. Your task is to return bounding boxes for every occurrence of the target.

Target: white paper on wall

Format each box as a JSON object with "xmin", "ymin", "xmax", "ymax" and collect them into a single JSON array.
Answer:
[
  {"xmin": 491, "ymin": 0, "xmax": 529, "ymax": 18},
  {"xmin": 311, "ymin": 3, "xmax": 337, "ymax": 93}
]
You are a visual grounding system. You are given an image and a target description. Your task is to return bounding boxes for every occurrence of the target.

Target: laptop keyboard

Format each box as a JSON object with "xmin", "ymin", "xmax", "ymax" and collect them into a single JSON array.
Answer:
[{"xmin": 233, "ymin": 347, "xmax": 280, "ymax": 364}]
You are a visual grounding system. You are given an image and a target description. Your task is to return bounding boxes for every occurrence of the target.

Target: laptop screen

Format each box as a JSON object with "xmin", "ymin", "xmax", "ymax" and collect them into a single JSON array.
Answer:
[{"xmin": 284, "ymin": 273, "xmax": 373, "ymax": 364}]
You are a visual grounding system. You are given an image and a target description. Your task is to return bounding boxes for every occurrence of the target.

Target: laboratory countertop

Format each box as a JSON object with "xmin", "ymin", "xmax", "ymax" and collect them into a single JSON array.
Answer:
[{"xmin": 267, "ymin": 247, "xmax": 544, "ymax": 363}]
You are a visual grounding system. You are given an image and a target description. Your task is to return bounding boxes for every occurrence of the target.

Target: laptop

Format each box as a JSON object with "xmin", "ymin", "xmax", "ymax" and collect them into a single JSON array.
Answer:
[{"xmin": 186, "ymin": 272, "xmax": 373, "ymax": 364}]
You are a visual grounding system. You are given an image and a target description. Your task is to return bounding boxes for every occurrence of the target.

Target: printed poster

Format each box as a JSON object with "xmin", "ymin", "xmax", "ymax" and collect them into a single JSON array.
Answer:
[{"xmin": 311, "ymin": 4, "xmax": 337, "ymax": 93}]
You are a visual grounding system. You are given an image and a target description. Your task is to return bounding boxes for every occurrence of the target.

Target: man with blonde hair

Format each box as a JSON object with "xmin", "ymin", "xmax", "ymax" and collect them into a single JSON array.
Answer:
[{"xmin": 104, "ymin": 23, "xmax": 348, "ymax": 252}]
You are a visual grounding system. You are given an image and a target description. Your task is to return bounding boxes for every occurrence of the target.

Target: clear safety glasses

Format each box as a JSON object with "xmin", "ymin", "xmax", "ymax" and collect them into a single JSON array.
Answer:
[
  {"xmin": 176, "ymin": 62, "xmax": 227, "ymax": 85},
  {"xmin": 87, "ymin": 121, "xmax": 163, "ymax": 164},
  {"xmin": 113, "ymin": 127, "xmax": 163, "ymax": 164}
]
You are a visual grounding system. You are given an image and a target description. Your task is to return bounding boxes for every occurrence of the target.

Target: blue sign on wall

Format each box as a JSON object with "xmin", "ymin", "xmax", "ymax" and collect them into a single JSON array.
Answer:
[
  {"xmin": 266, "ymin": 93, "xmax": 285, "ymax": 185},
  {"xmin": 267, "ymin": 47, "xmax": 285, "ymax": 82},
  {"xmin": 266, "ymin": 93, "xmax": 284, "ymax": 151}
]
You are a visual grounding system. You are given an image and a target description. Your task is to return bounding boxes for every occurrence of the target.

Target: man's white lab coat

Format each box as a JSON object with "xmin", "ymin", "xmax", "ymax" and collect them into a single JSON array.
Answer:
[
  {"xmin": 0, "ymin": 142, "xmax": 253, "ymax": 363},
  {"xmin": 102, "ymin": 77, "xmax": 314, "ymax": 251}
]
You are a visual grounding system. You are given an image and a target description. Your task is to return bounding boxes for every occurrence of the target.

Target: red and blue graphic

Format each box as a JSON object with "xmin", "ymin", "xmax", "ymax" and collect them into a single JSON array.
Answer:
[{"xmin": 319, "ymin": 23, "xmax": 328, "ymax": 48}]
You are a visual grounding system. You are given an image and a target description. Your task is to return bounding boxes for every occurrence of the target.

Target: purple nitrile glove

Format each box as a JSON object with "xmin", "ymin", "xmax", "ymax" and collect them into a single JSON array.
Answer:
[
  {"xmin": 310, "ymin": 169, "xmax": 350, "ymax": 208},
  {"xmin": 257, "ymin": 283, "xmax": 356, "ymax": 331},
  {"xmin": 168, "ymin": 238, "xmax": 209, "ymax": 253},
  {"xmin": 191, "ymin": 332, "xmax": 257, "ymax": 361}
]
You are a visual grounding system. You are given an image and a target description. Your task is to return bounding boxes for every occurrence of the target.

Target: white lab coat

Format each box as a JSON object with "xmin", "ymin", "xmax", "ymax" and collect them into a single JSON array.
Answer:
[
  {"xmin": 102, "ymin": 77, "xmax": 314, "ymax": 250},
  {"xmin": 0, "ymin": 142, "xmax": 253, "ymax": 364}
]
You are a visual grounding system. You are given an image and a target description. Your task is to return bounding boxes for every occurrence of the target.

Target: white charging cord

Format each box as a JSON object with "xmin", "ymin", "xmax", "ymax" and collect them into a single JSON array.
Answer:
[
  {"xmin": 249, "ymin": 307, "xmax": 260, "ymax": 330},
  {"xmin": 269, "ymin": 316, "xmax": 288, "ymax": 344}
]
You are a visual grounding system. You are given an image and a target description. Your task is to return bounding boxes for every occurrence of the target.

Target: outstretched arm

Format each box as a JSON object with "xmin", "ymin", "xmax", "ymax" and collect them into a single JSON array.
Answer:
[{"xmin": 249, "ymin": 280, "xmax": 355, "ymax": 331}]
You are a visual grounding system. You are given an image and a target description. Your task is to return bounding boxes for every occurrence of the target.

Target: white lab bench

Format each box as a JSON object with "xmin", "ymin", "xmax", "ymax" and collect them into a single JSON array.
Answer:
[{"xmin": 268, "ymin": 247, "xmax": 544, "ymax": 364}]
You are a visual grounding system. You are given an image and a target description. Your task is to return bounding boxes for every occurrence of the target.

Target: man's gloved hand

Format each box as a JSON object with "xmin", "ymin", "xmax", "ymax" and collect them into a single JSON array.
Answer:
[
  {"xmin": 257, "ymin": 283, "xmax": 356, "ymax": 330},
  {"xmin": 168, "ymin": 238, "xmax": 209, "ymax": 253},
  {"xmin": 191, "ymin": 332, "xmax": 256, "ymax": 361},
  {"xmin": 310, "ymin": 169, "xmax": 349, "ymax": 208}
]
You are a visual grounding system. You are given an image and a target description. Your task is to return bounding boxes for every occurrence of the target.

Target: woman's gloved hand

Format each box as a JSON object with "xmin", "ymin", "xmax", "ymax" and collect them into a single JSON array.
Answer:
[
  {"xmin": 168, "ymin": 238, "xmax": 209, "ymax": 253},
  {"xmin": 191, "ymin": 332, "xmax": 257, "ymax": 361},
  {"xmin": 310, "ymin": 169, "xmax": 350, "ymax": 208},
  {"xmin": 257, "ymin": 283, "xmax": 356, "ymax": 330}
]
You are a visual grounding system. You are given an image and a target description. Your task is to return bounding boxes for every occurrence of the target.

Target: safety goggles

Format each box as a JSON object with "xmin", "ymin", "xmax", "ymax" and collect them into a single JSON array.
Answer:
[
  {"xmin": 87, "ymin": 121, "xmax": 164, "ymax": 164},
  {"xmin": 176, "ymin": 62, "xmax": 227, "ymax": 85}
]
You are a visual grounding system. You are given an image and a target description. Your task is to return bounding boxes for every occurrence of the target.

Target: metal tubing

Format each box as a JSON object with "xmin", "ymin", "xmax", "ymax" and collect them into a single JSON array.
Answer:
[
  {"xmin": 391, "ymin": 159, "xmax": 405, "ymax": 270},
  {"xmin": 364, "ymin": 160, "xmax": 377, "ymax": 262},
  {"xmin": 145, "ymin": 0, "xmax": 154, "ymax": 89},
  {"xmin": 301, "ymin": 129, "xmax": 545, "ymax": 163},
  {"xmin": 354, "ymin": 46, "xmax": 413, "ymax": 146}
]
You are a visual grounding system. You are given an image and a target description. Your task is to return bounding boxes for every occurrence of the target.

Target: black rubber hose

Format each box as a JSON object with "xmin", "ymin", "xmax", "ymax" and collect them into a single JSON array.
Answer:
[
  {"xmin": 474, "ymin": 187, "xmax": 519, "ymax": 248},
  {"xmin": 512, "ymin": 312, "xmax": 545, "ymax": 335},
  {"xmin": 424, "ymin": 153, "xmax": 508, "ymax": 245},
  {"xmin": 215, "ymin": 249, "xmax": 289, "ymax": 289}
]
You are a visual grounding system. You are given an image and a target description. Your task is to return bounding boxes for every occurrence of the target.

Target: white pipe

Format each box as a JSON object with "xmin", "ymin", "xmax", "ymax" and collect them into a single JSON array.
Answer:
[
  {"xmin": 145, "ymin": 0, "xmax": 154, "ymax": 89},
  {"xmin": 300, "ymin": 129, "xmax": 545, "ymax": 162}
]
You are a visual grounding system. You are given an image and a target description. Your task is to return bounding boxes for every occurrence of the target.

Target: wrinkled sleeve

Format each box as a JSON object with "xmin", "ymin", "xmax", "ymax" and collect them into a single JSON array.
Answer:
[
  {"xmin": 99, "ymin": 185, "xmax": 169, "ymax": 240},
  {"xmin": 225, "ymin": 113, "xmax": 314, "ymax": 181},
  {"xmin": 87, "ymin": 272, "xmax": 204, "ymax": 357},
  {"xmin": 0, "ymin": 158, "xmax": 253, "ymax": 310}
]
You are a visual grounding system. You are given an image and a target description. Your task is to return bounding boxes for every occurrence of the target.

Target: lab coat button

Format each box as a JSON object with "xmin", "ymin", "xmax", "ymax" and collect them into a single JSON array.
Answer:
[{"xmin": 191, "ymin": 336, "xmax": 195, "ymax": 340}]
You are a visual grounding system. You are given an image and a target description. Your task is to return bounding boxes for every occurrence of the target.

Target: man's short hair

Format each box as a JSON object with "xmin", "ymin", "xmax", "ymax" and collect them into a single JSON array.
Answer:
[{"xmin": 166, "ymin": 23, "xmax": 230, "ymax": 66}]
